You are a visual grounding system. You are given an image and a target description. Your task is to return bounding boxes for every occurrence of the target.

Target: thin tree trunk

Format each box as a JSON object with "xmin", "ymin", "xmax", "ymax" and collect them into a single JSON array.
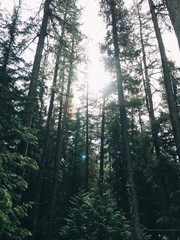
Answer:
[
  {"xmin": 46, "ymin": 40, "xmax": 74, "ymax": 240},
  {"xmin": 85, "ymin": 77, "xmax": 89, "ymax": 191},
  {"xmin": 31, "ymin": 47, "xmax": 65, "ymax": 240},
  {"xmin": 71, "ymin": 112, "xmax": 81, "ymax": 195},
  {"xmin": 165, "ymin": 0, "xmax": 180, "ymax": 50},
  {"xmin": 148, "ymin": 0, "xmax": 180, "ymax": 160},
  {"xmin": 17, "ymin": 0, "xmax": 52, "ymax": 158},
  {"xmin": 31, "ymin": 6, "xmax": 68, "ymax": 236},
  {"xmin": 109, "ymin": 1, "xmax": 142, "ymax": 239},
  {"xmin": 137, "ymin": 3, "xmax": 160, "ymax": 158},
  {"xmin": 25, "ymin": 0, "xmax": 52, "ymax": 128},
  {"xmin": 99, "ymin": 95, "xmax": 106, "ymax": 181},
  {"xmin": 138, "ymin": 4, "xmax": 176, "ymax": 239}
]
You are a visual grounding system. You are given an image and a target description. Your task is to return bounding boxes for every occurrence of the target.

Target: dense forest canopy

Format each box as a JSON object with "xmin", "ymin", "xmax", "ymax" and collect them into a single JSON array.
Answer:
[{"xmin": 0, "ymin": 0, "xmax": 180, "ymax": 240}]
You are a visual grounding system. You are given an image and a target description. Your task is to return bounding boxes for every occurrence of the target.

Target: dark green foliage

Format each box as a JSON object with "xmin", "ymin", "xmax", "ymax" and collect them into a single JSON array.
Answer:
[
  {"xmin": 1, "ymin": 0, "xmax": 180, "ymax": 240},
  {"xmin": 100, "ymin": 0, "xmax": 140, "ymax": 72},
  {"xmin": 0, "ymin": 152, "xmax": 37, "ymax": 240},
  {"xmin": 59, "ymin": 184, "xmax": 131, "ymax": 240},
  {"xmin": 0, "ymin": 3, "xmax": 40, "ymax": 239}
]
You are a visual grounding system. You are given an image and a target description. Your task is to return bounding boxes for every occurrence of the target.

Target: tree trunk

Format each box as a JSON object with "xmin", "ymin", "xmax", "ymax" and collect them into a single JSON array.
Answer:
[
  {"xmin": 109, "ymin": 1, "xmax": 142, "ymax": 239},
  {"xmin": 46, "ymin": 39, "xmax": 74, "ymax": 240},
  {"xmin": 71, "ymin": 111, "xmax": 81, "ymax": 195},
  {"xmin": 17, "ymin": 0, "xmax": 52, "ymax": 158},
  {"xmin": 31, "ymin": 45, "xmax": 64, "ymax": 240},
  {"xmin": 31, "ymin": 6, "xmax": 68, "ymax": 237},
  {"xmin": 25, "ymin": 0, "xmax": 52, "ymax": 128},
  {"xmin": 165, "ymin": 0, "xmax": 180, "ymax": 50},
  {"xmin": 148, "ymin": 0, "xmax": 180, "ymax": 160},
  {"xmin": 137, "ymin": 3, "xmax": 160, "ymax": 158},
  {"xmin": 138, "ymin": 4, "xmax": 176, "ymax": 239},
  {"xmin": 85, "ymin": 77, "xmax": 89, "ymax": 191},
  {"xmin": 99, "ymin": 95, "xmax": 106, "ymax": 181}
]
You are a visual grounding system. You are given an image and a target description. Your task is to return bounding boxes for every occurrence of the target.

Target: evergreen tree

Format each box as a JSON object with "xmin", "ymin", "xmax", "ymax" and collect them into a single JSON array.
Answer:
[
  {"xmin": 148, "ymin": 0, "xmax": 180, "ymax": 161},
  {"xmin": 0, "ymin": 2, "xmax": 39, "ymax": 239},
  {"xmin": 24, "ymin": 0, "xmax": 52, "ymax": 130},
  {"xmin": 99, "ymin": 0, "xmax": 142, "ymax": 239},
  {"xmin": 60, "ymin": 183, "xmax": 131, "ymax": 240}
]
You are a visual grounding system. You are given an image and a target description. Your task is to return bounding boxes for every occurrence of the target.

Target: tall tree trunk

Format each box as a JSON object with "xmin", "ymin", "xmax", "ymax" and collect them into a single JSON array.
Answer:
[
  {"xmin": 85, "ymin": 78, "xmax": 89, "ymax": 191},
  {"xmin": 165, "ymin": 0, "xmax": 180, "ymax": 50},
  {"xmin": 138, "ymin": 4, "xmax": 175, "ymax": 239},
  {"xmin": 47, "ymin": 40, "xmax": 75, "ymax": 240},
  {"xmin": 25, "ymin": 0, "xmax": 52, "ymax": 128},
  {"xmin": 71, "ymin": 111, "xmax": 81, "ymax": 195},
  {"xmin": 31, "ymin": 46, "xmax": 65, "ymax": 240},
  {"xmin": 148, "ymin": 0, "xmax": 180, "ymax": 160},
  {"xmin": 99, "ymin": 95, "xmax": 106, "ymax": 181},
  {"xmin": 109, "ymin": 1, "xmax": 142, "ymax": 239},
  {"xmin": 17, "ymin": 0, "xmax": 52, "ymax": 158},
  {"xmin": 31, "ymin": 6, "xmax": 68, "ymax": 237},
  {"xmin": 137, "ymin": 3, "xmax": 160, "ymax": 158}
]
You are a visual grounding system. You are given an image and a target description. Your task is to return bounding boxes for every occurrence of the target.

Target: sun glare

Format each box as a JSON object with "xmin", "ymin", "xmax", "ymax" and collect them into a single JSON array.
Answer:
[{"xmin": 88, "ymin": 61, "xmax": 112, "ymax": 92}]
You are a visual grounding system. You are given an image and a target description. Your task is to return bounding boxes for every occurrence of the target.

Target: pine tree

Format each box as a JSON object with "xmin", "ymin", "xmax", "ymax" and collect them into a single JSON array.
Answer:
[
  {"xmin": 24, "ymin": 0, "xmax": 52, "ymax": 130},
  {"xmin": 99, "ymin": 0, "xmax": 142, "ymax": 239},
  {"xmin": 31, "ymin": 4, "xmax": 70, "ymax": 238},
  {"xmin": 0, "ymin": 2, "xmax": 39, "ymax": 238},
  {"xmin": 148, "ymin": 0, "xmax": 180, "ymax": 160},
  {"xmin": 59, "ymin": 183, "xmax": 131, "ymax": 240}
]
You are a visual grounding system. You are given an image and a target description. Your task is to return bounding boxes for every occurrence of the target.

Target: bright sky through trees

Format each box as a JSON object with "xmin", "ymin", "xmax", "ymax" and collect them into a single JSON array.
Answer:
[
  {"xmin": 1, "ymin": 0, "xmax": 111, "ymax": 91},
  {"xmin": 1, "ymin": 1, "xmax": 180, "ymax": 239},
  {"xmin": 1, "ymin": 0, "xmax": 179, "ymax": 92},
  {"xmin": 78, "ymin": 0, "xmax": 112, "ymax": 91},
  {"xmin": 78, "ymin": 0, "xmax": 180, "ymax": 92}
]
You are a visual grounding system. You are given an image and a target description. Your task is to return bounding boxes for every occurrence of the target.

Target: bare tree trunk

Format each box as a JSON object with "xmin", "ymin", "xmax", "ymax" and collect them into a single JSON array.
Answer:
[
  {"xmin": 137, "ymin": 3, "xmax": 160, "ymax": 158},
  {"xmin": 148, "ymin": 0, "xmax": 180, "ymax": 160},
  {"xmin": 25, "ymin": 0, "xmax": 52, "ymax": 128},
  {"xmin": 85, "ymin": 78, "xmax": 89, "ymax": 191},
  {"xmin": 71, "ymin": 111, "xmax": 81, "ymax": 195},
  {"xmin": 165, "ymin": 0, "xmax": 180, "ymax": 50},
  {"xmin": 17, "ymin": 0, "xmax": 52, "ymax": 158},
  {"xmin": 109, "ymin": 1, "xmax": 142, "ymax": 239},
  {"xmin": 99, "ymin": 95, "xmax": 106, "ymax": 181},
  {"xmin": 46, "ymin": 40, "xmax": 74, "ymax": 240}
]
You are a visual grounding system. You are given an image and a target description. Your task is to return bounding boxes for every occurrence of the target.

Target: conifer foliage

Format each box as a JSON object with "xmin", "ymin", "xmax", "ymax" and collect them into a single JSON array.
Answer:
[
  {"xmin": 60, "ymin": 183, "xmax": 131, "ymax": 240},
  {"xmin": 0, "ymin": 0, "xmax": 180, "ymax": 240}
]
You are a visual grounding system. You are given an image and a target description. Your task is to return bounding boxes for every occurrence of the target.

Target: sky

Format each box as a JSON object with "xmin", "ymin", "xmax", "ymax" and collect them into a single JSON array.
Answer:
[
  {"xmin": 77, "ymin": 0, "xmax": 112, "ymax": 91},
  {"xmin": 1, "ymin": 0, "xmax": 179, "ymax": 92},
  {"xmin": 0, "ymin": 0, "xmax": 111, "ymax": 91},
  {"xmin": 78, "ymin": 0, "xmax": 180, "ymax": 93}
]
